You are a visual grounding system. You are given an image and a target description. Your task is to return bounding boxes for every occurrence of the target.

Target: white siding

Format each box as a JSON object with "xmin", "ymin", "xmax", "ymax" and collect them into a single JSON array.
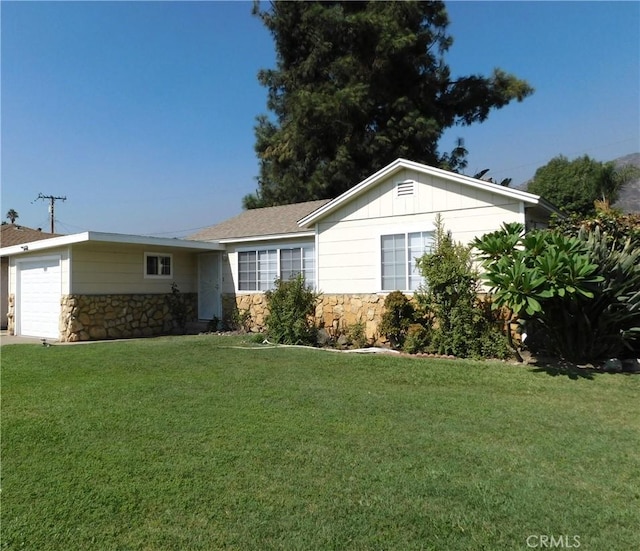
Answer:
[
  {"xmin": 70, "ymin": 242, "xmax": 197, "ymax": 294},
  {"xmin": 316, "ymin": 168, "xmax": 525, "ymax": 294}
]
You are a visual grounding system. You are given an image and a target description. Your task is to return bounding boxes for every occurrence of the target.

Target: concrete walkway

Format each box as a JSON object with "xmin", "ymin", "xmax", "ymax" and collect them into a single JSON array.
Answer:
[{"xmin": 0, "ymin": 331, "xmax": 59, "ymax": 346}]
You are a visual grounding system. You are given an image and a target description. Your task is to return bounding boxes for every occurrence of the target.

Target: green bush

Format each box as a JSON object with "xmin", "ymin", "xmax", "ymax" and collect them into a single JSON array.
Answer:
[
  {"xmin": 226, "ymin": 306, "xmax": 251, "ymax": 332},
  {"xmin": 567, "ymin": 227, "xmax": 640, "ymax": 358},
  {"xmin": 551, "ymin": 209, "xmax": 640, "ymax": 250},
  {"xmin": 415, "ymin": 215, "xmax": 509, "ymax": 359},
  {"xmin": 207, "ymin": 316, "xmax": 220, "ymax": 332},
  {"xmin": 403, "ymin": 323, "xmax": 431, "ymax": 354},
  {"xmin": 379, "ymin": 291, "xmax": 415, "ymax": 349},
  {"xmin": 166, "ymin": 282, "xmax": 189, "ymax": 334},
  {"xmin": 474, "ymin": 222, "xmax": 639, "ymax": 362},
  {"xmin": 264, "ymin": 275, "xmax": 320, "ymax": 345},
  {"xmin": 346, "ymin": 322, "xmax": 368, "ymax": 349},
  {"xmin": 249, "ymin": 332, "xmax": 267, "ymax": 344}
]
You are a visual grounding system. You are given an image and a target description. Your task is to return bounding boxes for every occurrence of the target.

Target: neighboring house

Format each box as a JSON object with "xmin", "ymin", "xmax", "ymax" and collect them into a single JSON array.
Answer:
[
  {"xmin": 0, "ymin": 224, "xmax": 59, "ymax": 329},
  {"xmin": 1, "ymin": 158, "xmax": 559, "ymax": 342}
]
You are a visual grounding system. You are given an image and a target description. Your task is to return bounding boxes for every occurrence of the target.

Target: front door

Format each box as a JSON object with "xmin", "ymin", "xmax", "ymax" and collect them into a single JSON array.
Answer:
[{"xmin": 198, "ymin": 253, "xmax": 220, "ymax": 320}]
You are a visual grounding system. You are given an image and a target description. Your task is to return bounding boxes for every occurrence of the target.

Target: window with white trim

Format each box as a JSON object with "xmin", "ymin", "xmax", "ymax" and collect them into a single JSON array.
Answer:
[
  {"xmin": 238, "ymin": 245, "xmax": 315, "ymax": 291},
  {"xmin": 145, "ymin": 253, "xmax": 172, "ymax": 278},
  {"xmin": 381, "ymin": 231, "xmax": 433, "ymax": 291}
]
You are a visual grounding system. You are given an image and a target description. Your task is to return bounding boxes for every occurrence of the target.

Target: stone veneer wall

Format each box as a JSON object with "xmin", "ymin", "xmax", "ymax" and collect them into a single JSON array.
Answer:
[
  {"xmin": 6, "ymin": 294, "xmax": 15, "ymax": 335},
  {"xmin": 223, "ymin": 293, "xmax": 386, "ymax": 342},
  {"xmin": 59, "ymin": 293, "xmax": 197, "ymax": 342},
  {"xmin": 223, "ymin": 292, "xmax": 521, "ymax": 346}
]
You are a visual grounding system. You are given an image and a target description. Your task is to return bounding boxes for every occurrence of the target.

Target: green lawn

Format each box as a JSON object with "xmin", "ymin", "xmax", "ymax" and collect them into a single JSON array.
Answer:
[{"xmin": 2, "ymin": 335, "xmax": 638, "ymax": 550}]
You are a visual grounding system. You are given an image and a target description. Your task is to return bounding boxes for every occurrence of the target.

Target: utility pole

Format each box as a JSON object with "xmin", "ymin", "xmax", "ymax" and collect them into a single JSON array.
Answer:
[{"xmin": 34, "ymin": 193, "xmax": 67, "ymax": 233}]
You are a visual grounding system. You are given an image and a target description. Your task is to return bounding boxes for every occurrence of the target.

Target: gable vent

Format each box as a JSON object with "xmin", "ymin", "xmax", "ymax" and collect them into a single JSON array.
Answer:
[{"xmin": 396, "ymin": 180, "xmax": 415, "ymax": 197}]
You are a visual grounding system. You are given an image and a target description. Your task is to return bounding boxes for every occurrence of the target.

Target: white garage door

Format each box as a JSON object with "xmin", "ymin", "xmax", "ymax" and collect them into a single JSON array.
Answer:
[{"xmin": 18, "ymin": 257, "xmax": 62, "ymax": 339}]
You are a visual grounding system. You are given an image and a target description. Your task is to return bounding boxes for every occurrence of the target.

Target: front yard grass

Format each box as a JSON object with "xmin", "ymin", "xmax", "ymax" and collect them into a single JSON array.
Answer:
[{"xmin": 2, "ymin": 335, "xmax": 639, "ymax": 550}]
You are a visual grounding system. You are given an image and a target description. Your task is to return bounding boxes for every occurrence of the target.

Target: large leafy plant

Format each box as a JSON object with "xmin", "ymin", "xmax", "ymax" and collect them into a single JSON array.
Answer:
[
  {"xmin": 572, "ymin": 227, "xmax": 640, "ymax": 358},
  {"xmin": 473, "ymin": 223, "xmax": 640, "ymax": 362},
  {"xmin": 475, "ymin": 224, "xmax": 601, "ymax": 317}
]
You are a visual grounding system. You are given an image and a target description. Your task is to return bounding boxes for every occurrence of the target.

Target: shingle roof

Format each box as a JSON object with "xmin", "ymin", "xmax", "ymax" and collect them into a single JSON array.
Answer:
[
  {"xmin": 0, "ymin": 224, "xmax": 60, "ymax": 247},
  {"xmin": 187, "ymin": 200, "xmax": 330, "ymax": 241}
]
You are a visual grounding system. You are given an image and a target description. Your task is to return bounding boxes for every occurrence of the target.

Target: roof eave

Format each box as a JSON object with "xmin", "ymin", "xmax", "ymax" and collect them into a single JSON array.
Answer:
[
  {"xmin": 298, "ymin": 158, "xmax": 557, "ymax": 227},
  {"xmin": 217, "ymin": 231, "xmax": 316, "ymax": 244},
  {"xmin": 0, "ymin": 231, "xmax": 224, "ymax": 257}
]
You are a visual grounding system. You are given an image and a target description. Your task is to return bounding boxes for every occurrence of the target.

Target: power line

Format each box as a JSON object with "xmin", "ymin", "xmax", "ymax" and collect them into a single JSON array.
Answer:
[
  {"xmin": 52, "ymin": 218, "xmax": 212, "ymax": 238},
  {"xmin": 144, "ymin": 225, "xmax": 213, "ymax": 237},
  {"xmin": 32, "ymin": 193, "xmax": 67, "ymax": 233}
]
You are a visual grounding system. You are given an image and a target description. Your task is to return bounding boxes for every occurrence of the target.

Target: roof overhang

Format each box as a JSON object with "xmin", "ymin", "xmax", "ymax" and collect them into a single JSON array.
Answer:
[
  {"xmin": 0, "ymin": 231, "xmax": 224, "ymax": 257},
  {"xmin": 298, "ymin": 158, "xmax": 562, "ymax": 227},
  {"xmin": 216, "ymin": 231, "xmax": 316, "ymax": 245}
]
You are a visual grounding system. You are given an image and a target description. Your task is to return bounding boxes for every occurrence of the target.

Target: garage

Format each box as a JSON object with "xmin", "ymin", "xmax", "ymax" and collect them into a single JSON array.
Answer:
[{"xmin": 17, "ymin": 256, "xmax": 62, "ymax": 339}]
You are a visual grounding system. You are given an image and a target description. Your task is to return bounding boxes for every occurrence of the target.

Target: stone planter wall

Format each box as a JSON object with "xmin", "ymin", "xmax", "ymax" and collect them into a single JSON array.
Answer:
[
  {"xmin": 59, "ymin": 293, "xmax": 197, "ymax": 342},
  {"xmin": 223, "ymin": 292, "xmax": 520, "ymax": 346},
  {"xmin": 7, "ymin": 293, "xmax": 15, "ymax": 335},
  {"xmin": 223, "ymin": 293, "xmax": 386, "ymax": 342}
]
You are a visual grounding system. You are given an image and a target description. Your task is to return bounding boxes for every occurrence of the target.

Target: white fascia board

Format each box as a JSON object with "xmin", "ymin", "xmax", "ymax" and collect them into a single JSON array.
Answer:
[
  {"xmin": 0, "ymin": 232, "xmax": 89, "ymax": 257},
  {"xmin": 217, "ymin": 231, "xmax": 316, "ymax": 244},
  {"xmin": 0, "ymin": 231, "xmax": 224, "ymax": 257},
  {"xmin": 534, "ymin": 197, "xmax": 564, "ymax": 217},
  {"xmin": 83, "ymin": 231, "xmax": 225, "ymax": 250},
  {"xmin": 298, "ymin": 158, "xmax": 557, "ymax": 227},
  {"xmin": 297, "ymin": 159, "xmax": 407, "ymax": 227}
]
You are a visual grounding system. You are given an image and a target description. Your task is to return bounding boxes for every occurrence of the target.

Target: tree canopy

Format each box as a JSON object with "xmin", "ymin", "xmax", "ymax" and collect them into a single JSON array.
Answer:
[
  {"xmin": 528, "ymin": 155, "xmax": 639, "ymax": 216},
  {"xmin": 6, "ymin": 209, "xmax": 19, "ymax": 224},
  {"xmin": 244, "ymin": 0, "xmax": 534, "ymax": 209}
]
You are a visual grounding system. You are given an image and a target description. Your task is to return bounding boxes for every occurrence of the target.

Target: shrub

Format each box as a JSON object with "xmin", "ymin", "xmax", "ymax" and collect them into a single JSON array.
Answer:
[
  {"xmin": 415, "ymin": 215, "xmax": 509, "ymax": 359},
  {"xmin": 568, "ymin": 227, "xmax": 640, "ymax": 358},
  {"xmin": 551, "ymin": 209, "xmax": 640, "ymax": 250},
  {"xmin": 265, "ymin": 275, "xmax": 320, "ymax": 345},
  {"xmin": 403, "ymin": 323, "xmax": 431, "ymax": 354},
  {"xmin": 249, "ymin": 332, "xmax": 267, "ymax": 344},
  {"xmin": 473, "ymin": 222, "xmax": 640, "ymax": 362},
  {"xmin": 346, "ymin": 322, "xmax": 368, "ymax": 349},
  {"xmin": 207, "ymin": 316, "xmax": 220, "ymax": 332},
  {"xmin": 166, "ymin": 282, "xmax": 189, "ymax": 334},
  {"xmin": 226, "ymin": 306, "xmax": 251, "ymax": 332},
  {"xmin": 378, "ymin": 291, "xmax": 415, "ymax": 349}
]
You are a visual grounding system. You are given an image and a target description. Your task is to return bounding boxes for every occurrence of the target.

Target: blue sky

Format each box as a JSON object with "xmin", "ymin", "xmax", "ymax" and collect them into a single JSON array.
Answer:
[{"xmin": 2, "ymin": 1, "xmax": 638, "ymax": 237}]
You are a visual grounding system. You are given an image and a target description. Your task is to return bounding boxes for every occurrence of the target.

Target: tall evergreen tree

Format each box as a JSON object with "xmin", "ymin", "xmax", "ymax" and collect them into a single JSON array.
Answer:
[{"xmin": 244, "ymin": 0, "xmax": 533, "ymax": 208}]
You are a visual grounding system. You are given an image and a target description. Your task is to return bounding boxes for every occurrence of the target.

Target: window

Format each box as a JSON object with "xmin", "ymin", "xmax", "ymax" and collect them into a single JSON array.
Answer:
[
  {"xmin": 381, "ymin": 234, "xmax": 406, "ymax": 291},
  {"xmin": 280, "ymin": 246, "xmax": 315, "ymax": 288},
  {"xmin": 238, "ymin": 245, "xmax": 315, "ymax": 291},
  {"xmin": 257, "ymin": 249, "xmax": 277, "ymax": 290},
  {"xmin": 381, "ymin": 231, "xmax": 433, "ymax": 291},
  {"xmin": 238, "ymin": 249, "xmax": 276, "ymax": 291},
  {"xmin": 238, "ymin": 251, "xmax": 258, "ymax": 290},
  {"xmin": 145, "ymin": 253, "xmax": 172, "ymax": 278}
]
